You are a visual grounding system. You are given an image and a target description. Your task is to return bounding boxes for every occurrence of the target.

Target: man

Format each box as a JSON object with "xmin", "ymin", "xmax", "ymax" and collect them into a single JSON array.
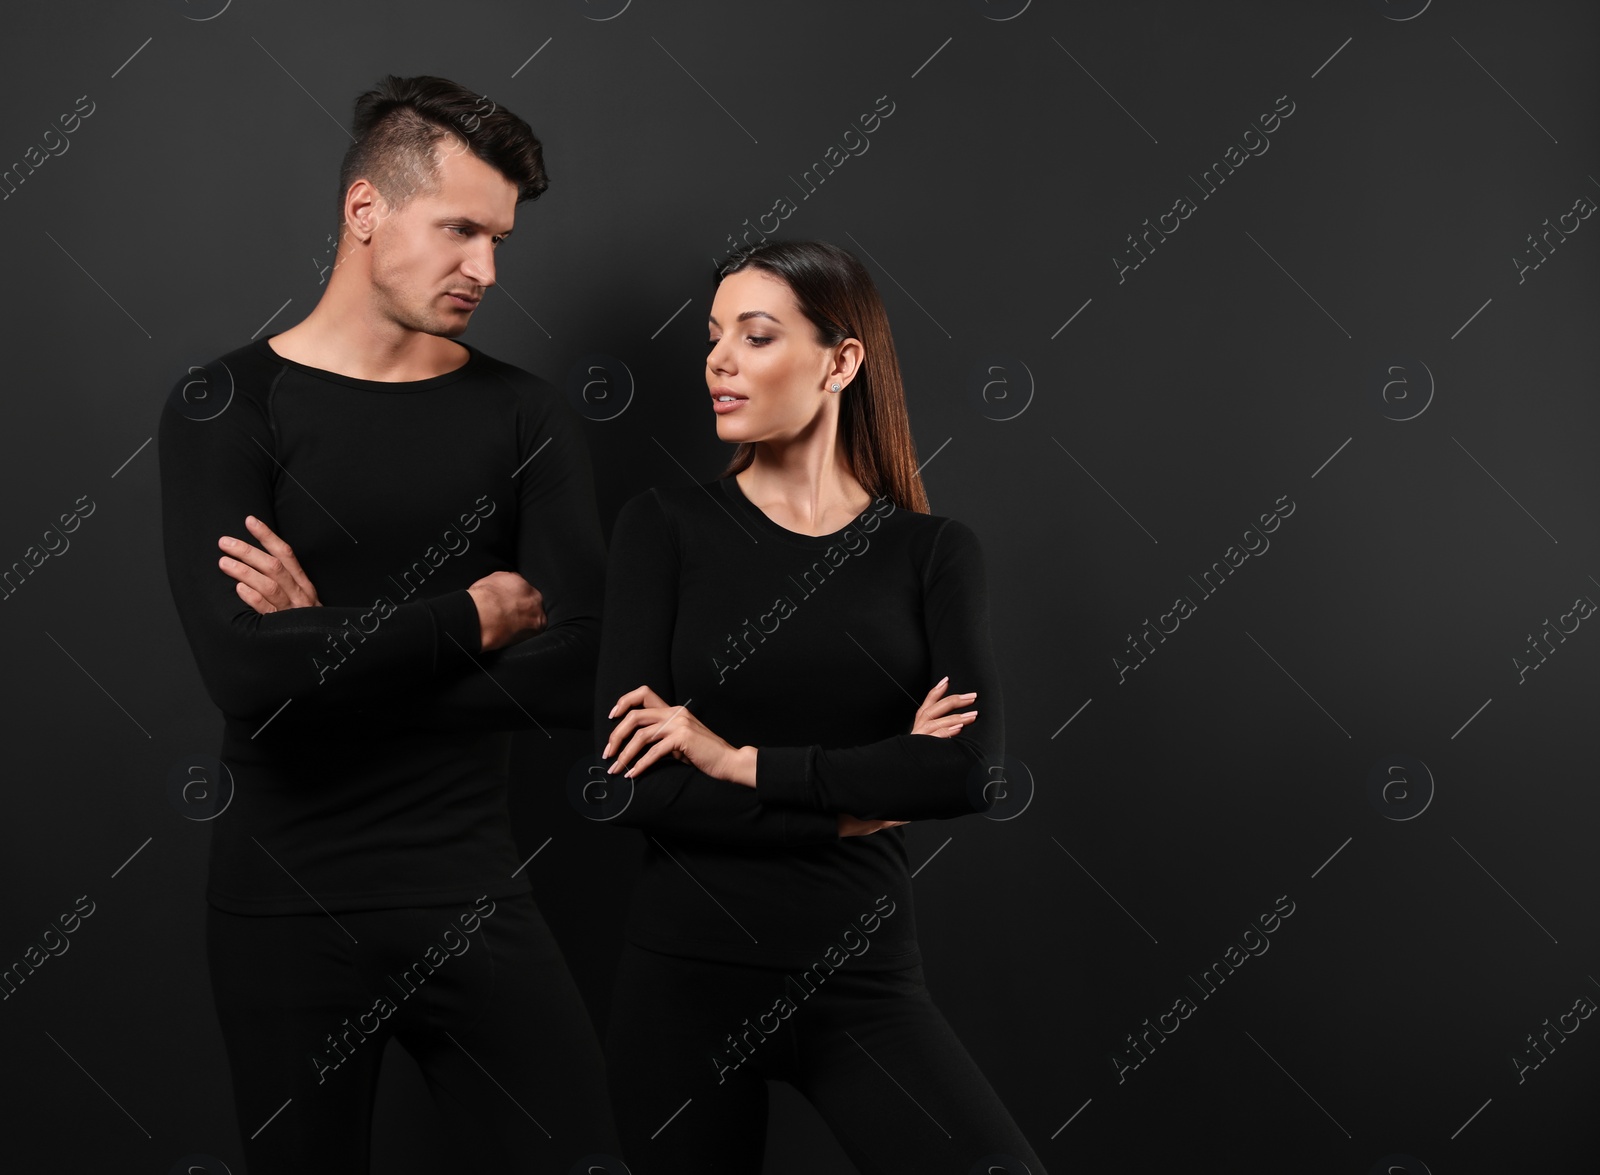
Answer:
[{"xmin": 158, "ymin": 74, "xmax": 623, "ymax": 1173}]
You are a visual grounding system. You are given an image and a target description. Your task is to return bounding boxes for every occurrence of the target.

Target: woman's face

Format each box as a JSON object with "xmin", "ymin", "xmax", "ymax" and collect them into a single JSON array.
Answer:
[{"xmin": 705, "ymin": 268, "xmax": 838, "ymax": 443}]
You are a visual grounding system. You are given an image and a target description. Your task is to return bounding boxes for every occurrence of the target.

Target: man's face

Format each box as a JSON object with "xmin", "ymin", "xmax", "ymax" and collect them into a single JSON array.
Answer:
[{"xmin": 367, "ymin": 140, "xmax": 519, "ymax": 338}]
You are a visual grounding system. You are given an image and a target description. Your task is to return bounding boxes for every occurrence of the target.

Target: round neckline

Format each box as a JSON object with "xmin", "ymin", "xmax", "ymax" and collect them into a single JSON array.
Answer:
[
  {"xmin": 718, "ymin": 473, "xmax": 877, "ymax": 548},
  {"xmin": 257, "ymin": 334, "xmax": 481, "ymax": 392}
]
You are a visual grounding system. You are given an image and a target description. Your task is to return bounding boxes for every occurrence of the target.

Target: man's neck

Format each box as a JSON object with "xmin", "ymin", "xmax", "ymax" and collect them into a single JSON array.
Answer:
[{"xmin": 265, "ymin": 314, "xmax": 470, "ymax": 383}]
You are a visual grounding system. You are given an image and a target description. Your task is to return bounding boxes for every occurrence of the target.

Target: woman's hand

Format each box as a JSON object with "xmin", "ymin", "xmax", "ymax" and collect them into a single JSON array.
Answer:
[
  {"xmin": 837, "ymin": 815, "xmax": 909, "ymax": 837},
  {"xmin": 217, "ymin": 515, "xmax": 321, "ymax": 614},
  {"xmin": 911, "ymin": 675, "xmax": 978, "ymax": 737},
  {"xmin": 603, "ymin": 685, "xmax": 752, "ymax": 786}
]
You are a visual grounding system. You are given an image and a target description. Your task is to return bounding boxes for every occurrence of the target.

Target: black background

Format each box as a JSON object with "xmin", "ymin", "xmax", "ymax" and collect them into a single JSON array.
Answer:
[{"xmin": 1, "ymin": 1, "xmax": 1596, "ymax": 1171}]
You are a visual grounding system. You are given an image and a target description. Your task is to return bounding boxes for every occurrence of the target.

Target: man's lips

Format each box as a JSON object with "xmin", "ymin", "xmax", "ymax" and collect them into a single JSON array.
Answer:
[{"xmin": 446, "ymin": 292, "xmax": 480, "ymax": 308}]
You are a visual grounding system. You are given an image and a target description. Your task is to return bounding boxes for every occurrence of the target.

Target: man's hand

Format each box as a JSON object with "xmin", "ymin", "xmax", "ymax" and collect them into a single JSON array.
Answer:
[
  {"xmin": 217, "ymin": 515, "xmax": 321, "ymax": 614},
  {"xmin": 466, "ymin": 570, "xmax": 547, "ymax": 652}
]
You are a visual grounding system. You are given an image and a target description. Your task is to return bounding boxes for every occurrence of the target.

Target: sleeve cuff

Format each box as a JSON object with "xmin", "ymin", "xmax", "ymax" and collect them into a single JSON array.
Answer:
[
  {"xmin": 422, "ymin": 589, "xmax": 483, "ymax": 672},
  {"xmin": 757, "ymin": 745, "xmax": 816, "ymax": 810}
]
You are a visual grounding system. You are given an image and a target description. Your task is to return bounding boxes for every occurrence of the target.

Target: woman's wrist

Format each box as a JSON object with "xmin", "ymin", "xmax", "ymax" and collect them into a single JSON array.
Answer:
[{"xmin": 728, "ymin": 744, "xmax": 759, "ymax": 789}]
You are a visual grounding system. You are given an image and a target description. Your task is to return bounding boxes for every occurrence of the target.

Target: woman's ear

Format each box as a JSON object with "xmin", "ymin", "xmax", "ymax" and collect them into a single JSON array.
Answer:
[{"xmin": 829, "ymin": 337, "xmax": 865, "ymax": 390}]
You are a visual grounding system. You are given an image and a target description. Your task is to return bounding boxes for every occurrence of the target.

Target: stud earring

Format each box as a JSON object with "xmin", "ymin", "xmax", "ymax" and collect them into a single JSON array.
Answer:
[{"xmin": 831, "ymin": 382, "xmax": 840, "ymax": 392}]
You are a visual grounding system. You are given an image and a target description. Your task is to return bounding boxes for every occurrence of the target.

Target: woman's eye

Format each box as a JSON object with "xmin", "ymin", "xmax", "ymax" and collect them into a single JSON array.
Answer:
[
  {"xmin": 746, "ymin": 335, "xmax": 771, "ymax": 346},
  {"xmin": 706, "ymin": 337, "xmax": 721, "ymax": 350}
]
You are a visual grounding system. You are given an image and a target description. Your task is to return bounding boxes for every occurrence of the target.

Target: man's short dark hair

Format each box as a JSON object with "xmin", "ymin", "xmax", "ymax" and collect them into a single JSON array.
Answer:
[{"xmin": 335, "ymin": 74, "xmax": 548, "ymax": 233}]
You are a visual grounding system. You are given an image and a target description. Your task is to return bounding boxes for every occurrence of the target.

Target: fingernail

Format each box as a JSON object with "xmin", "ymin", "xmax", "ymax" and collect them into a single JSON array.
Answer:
[{"xmin": 938, "ymin": 676, "xmax": 948, "ymax": 685}]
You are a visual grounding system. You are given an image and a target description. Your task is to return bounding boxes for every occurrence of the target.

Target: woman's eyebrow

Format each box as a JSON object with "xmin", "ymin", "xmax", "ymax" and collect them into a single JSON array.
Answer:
[{"xmin": 708, "ymin": 310, "xmax": 782, "ymax": 326}]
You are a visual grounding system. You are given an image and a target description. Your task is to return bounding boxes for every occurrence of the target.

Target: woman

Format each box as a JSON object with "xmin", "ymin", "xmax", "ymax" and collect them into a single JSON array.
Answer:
[{"xmin": 592, "ymin": 239, "xmax": 1046, "ymax": 1174}]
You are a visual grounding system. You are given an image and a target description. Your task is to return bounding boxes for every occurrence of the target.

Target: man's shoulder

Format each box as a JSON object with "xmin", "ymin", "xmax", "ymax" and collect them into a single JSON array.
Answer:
[
  {"xmin": 464, "ymin": 345, "xmax": 559, "ymax": 399},
  {"xmin": 159, "ymin": 337, "xmax": 279, "ymax": 425}
]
